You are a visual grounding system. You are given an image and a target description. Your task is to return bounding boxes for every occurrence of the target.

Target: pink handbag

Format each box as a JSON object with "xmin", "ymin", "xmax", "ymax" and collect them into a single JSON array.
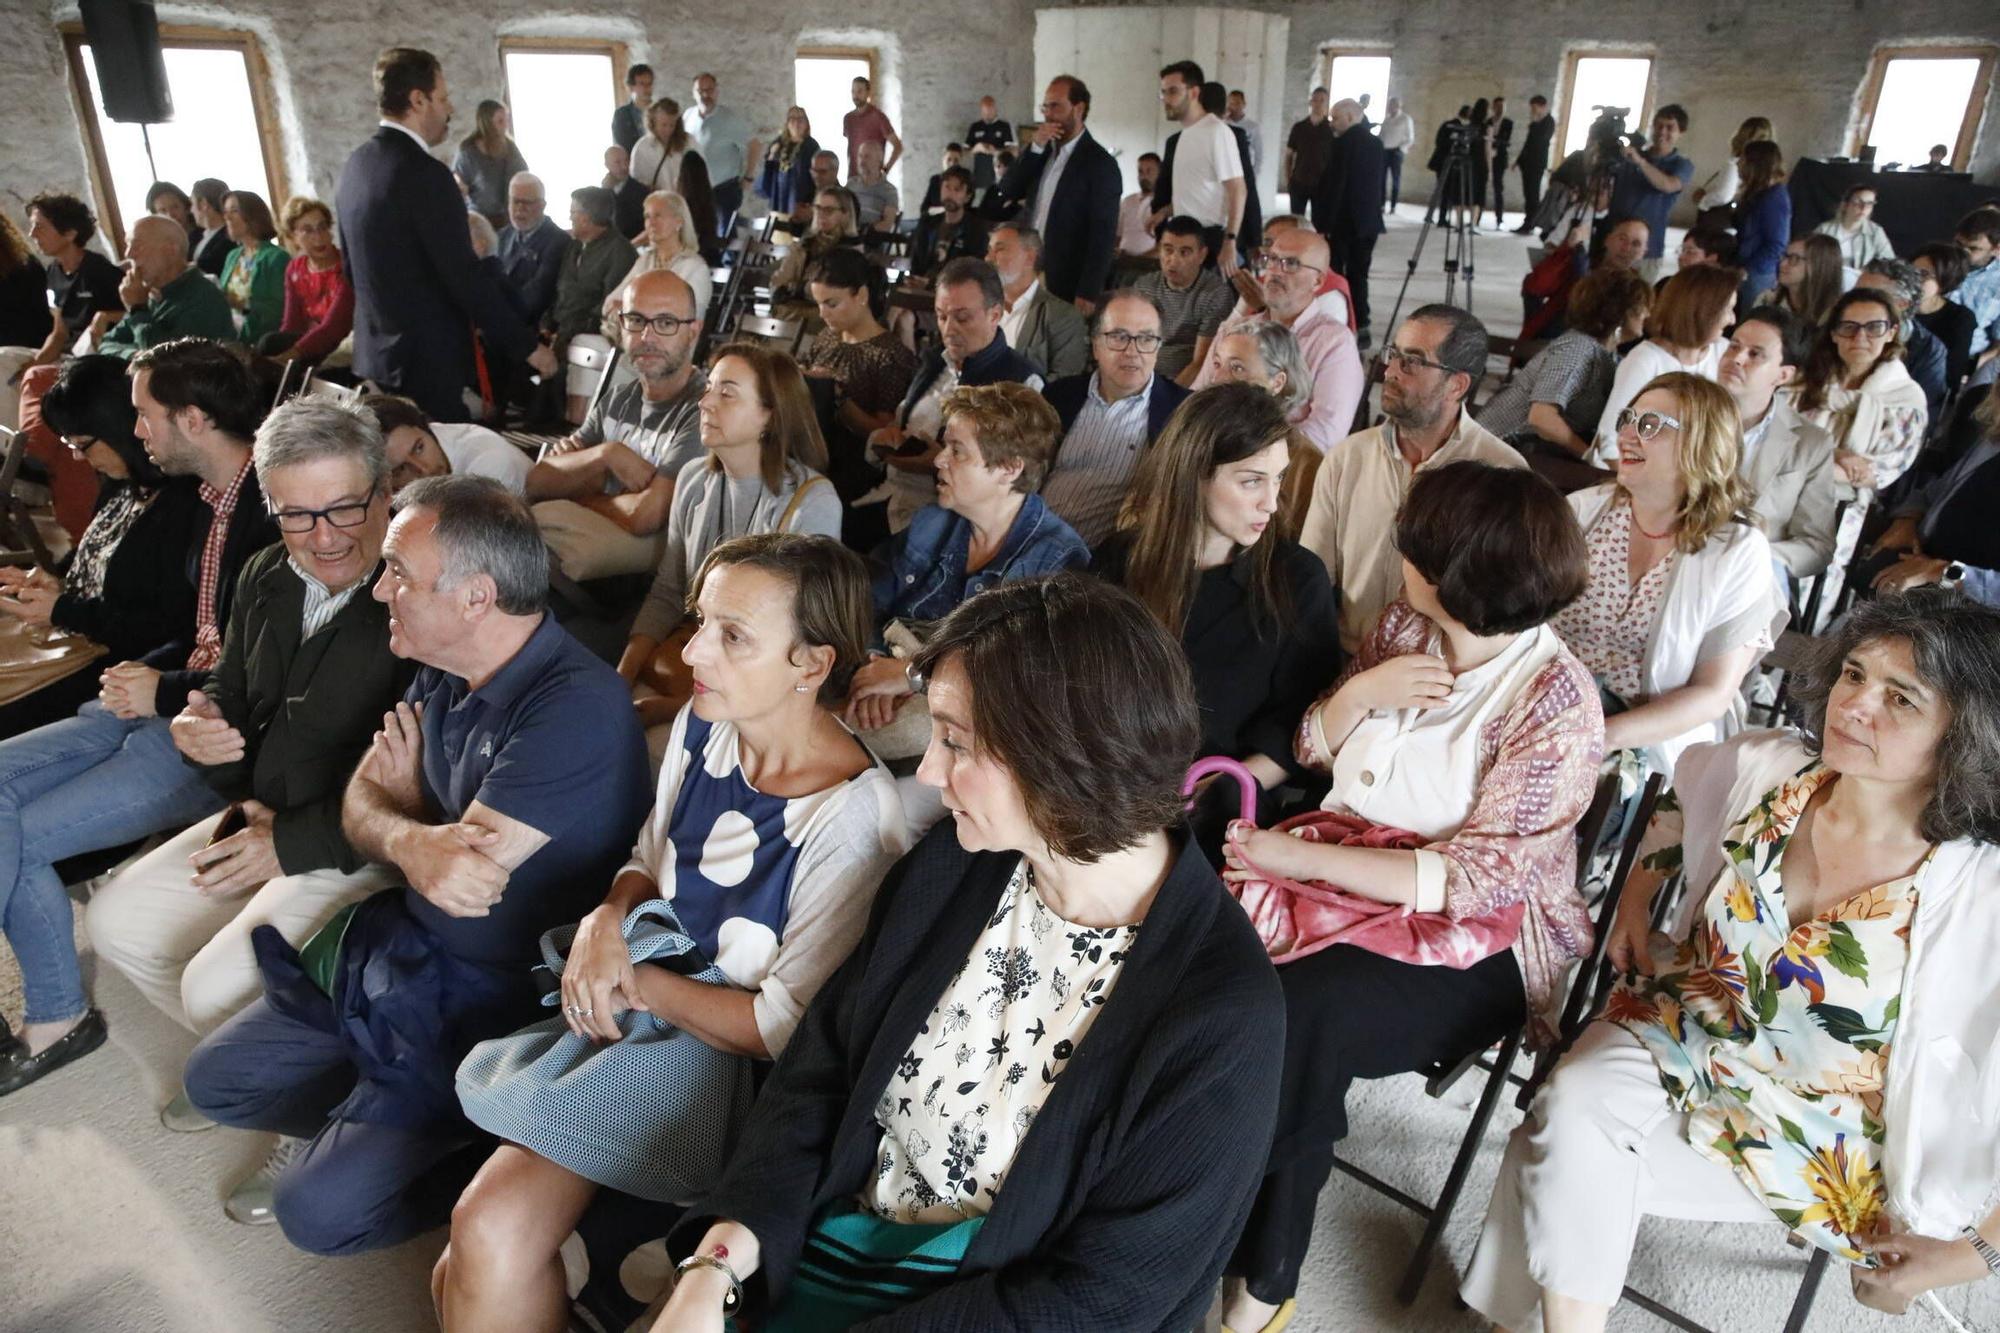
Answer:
[{"xmin": 1187, "ymin": 757, "xmax": 1526, "ymax": 969}]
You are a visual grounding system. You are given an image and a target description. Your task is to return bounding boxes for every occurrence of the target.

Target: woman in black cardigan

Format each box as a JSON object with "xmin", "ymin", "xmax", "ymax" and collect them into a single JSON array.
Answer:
[
  {"xmin": 1093, "ymin": 383, "xmax": 1342, "ymax": 853},
  {"xmin": 652, "ymin": 574, "xmax": 1285, "ymax": 1331},
  {"xmin": 0, "ymin": 355, "xmax": 202, "ymax": 738}
]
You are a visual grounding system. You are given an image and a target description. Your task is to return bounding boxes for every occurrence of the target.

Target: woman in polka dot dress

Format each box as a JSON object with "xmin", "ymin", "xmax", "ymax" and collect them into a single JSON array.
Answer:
[{"xmin": 433, "ymin": 534, "xmax": 910, "ymax": 1333}]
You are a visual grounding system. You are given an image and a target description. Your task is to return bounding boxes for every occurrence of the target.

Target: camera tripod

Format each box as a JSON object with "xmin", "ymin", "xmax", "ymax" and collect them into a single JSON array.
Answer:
[{"xmin": 1384, "ymin": 142, "xmax": 1478, "ymax": 340}]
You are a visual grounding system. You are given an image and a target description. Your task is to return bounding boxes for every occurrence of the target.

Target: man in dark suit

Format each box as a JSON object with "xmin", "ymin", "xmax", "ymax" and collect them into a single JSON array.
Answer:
[
  {"xmin": 335, "ymin": 48, "xmax": 553, "ymax": 423},
  {"xmin": 989, "ymin": 76, "xmax": 1122, "ymax": 313},
  {"xmin": 1489, "ymin": 96, "xmax": 1515, "ymax": 223},
  {"xmin": 1512, "ymin": 95, "xmax": 1556, "ymax": 233},
  {"xmin": 1313, "ymin": 99, "xmax": 1387, "ymax": 343}
]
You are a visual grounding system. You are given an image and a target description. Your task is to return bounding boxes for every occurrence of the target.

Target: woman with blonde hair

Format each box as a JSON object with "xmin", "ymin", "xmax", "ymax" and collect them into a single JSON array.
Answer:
[
  {"xmin": 618, "ymin": 344, "xmax": 842, "ymax": 729},
  {"xmin": 756, "ymin": 107, "xmax": 819, "ymax": 218},
  {"xmin": 1556, "ymin": 372, "xmax": 1785, "ymax": 772},
  {"xmin": 453, "ymin": 99, "xmax": 528, "ymax": 228},
  {"xmin": 769, "ymin": 188, "xmax": 861, "ymax": 298},
  {"xmin": 605, "ymin": 190, "xmax": 712, "ymax": 321},
  {"xmin": 632, "ymin": 97, "xmax": 695, "ymax": 194},
  {"xmin": 262, "ymin": 197, "xmax": 352, "ymax": 364},
  {"xmin": 1094, "ymin": 383, "xmax": 1340, "ymax": 840},
  {"xmin": 1592, "ymin": 263, "xmax": 1739, "ymax": 463},
  {"xmin": 1690, "ymin": 115, "xmax": 1771, "ymax": 222},
  {"xmin": 1760, "ymin": 232, "xmax": 1844, "ymax": 330}
]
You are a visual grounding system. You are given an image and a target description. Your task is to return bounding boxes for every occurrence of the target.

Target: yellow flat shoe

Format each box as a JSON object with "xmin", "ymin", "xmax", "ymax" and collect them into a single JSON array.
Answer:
[{"xmin": 1222, "ymin": 1299, "xmax": 1297, "ymax": 1333}]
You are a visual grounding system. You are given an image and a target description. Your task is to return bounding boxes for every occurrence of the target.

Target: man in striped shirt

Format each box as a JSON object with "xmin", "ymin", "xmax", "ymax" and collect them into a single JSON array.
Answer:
[{"xmin": 1133, "ymin": 215, "xmax": 1236, "ymax": 384}]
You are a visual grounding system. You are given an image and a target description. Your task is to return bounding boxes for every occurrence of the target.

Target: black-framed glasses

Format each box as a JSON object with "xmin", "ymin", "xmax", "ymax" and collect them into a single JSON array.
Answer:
[
  {"xmin": 618, "ymin": 312, "xmax": 698, "ymax": 337},
  {"xmin": 1379, "ymin": 346, "xmax": 1450, "ymax": 375},
  {"xmin": 1831, "ymin": 318, "xmax": 1894, "ymax": 339},
  {"xmin": 1253, "ymin": 252, "xmax": 1324, "ymax": 278},
  {"xmin": 272, "ymin": 498, "xmax": 377, "ymax": 533},
  {"xmin": 1096, "ymin": 329, "xmax": 1163, "ymax": 353},
  {"xmin": 1614, "ymin": 408, "xmax": 1683, "ymax": 440}
]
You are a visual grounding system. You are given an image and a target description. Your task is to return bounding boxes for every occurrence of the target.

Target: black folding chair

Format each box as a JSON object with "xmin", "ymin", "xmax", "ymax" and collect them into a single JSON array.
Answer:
[{"xmin": 0, "ymin": 425, "xmax": 57, "ymax": 572}]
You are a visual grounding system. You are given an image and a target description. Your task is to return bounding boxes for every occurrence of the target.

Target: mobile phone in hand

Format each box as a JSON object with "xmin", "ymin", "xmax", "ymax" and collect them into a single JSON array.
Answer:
[{"xmin": 206, "ymin": 803, "xmax": 249, "ymax": 846}]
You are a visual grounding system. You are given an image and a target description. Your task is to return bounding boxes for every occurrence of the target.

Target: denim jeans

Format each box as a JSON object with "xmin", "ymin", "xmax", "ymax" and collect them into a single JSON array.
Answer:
[{"xmin": 0, "ymin": 703, "xmax": 224, "ymax": 1024}]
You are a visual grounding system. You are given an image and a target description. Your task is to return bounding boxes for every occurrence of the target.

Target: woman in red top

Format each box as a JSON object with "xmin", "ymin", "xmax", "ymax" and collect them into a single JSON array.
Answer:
[{"xmin": 262, "ymin": 196, "xmax": 354, "ymax": 365}]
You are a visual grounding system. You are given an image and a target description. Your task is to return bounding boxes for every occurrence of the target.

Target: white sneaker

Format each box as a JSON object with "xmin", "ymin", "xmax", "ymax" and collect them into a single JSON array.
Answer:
[{"xmin": 224, "ymin": 1135, "xmax": 307, "ymax": 1225}]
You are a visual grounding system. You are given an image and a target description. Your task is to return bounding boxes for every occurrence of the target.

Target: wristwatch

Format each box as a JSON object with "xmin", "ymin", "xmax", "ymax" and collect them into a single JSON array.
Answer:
[{"xmin": 1963, "ymin": 1225, "xmax": 2000, "ymax": 1274}]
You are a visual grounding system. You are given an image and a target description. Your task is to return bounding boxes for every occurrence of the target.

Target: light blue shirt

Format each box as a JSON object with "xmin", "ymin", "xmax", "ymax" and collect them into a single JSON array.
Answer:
[
  {"xmin": 1951, "ymin": 258, "xmax": 2000, "ymax": 357},
  {"xmin": 683, "ymin": 104, "xmax": 753, "ymax": 183}
]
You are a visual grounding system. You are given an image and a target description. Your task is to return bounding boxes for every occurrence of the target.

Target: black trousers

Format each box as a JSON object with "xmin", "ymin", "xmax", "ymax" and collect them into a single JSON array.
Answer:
[
  {"xmin": 1225, "ymin": 943, "xmax": 1526, "ymax": 1304},
  {"xmin": 1330, "ymin": 228, "xmax": 1379, "ymax": 334},
  {"xmin": 1519, "ymin": 159, "xmax": 1547, "ymax": 223},
  {"xmin": 1492, "ymin": 153, "xmax": 1509, "ymax": 216},
  {"xmin": 1383, "ymin": 149, "xmax": 1405, "ymax": 209}
]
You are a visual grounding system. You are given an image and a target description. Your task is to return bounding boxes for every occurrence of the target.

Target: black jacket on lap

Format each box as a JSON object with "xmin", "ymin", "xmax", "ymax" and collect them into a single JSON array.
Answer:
[{"xmin": 672, "ymin": 823, "xmax": 1285, "ymax": 1331}]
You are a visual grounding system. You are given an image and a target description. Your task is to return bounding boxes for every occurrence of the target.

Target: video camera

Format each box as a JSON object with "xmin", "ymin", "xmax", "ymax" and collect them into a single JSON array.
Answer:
[
  {"xmin": 1586, "ymin": 105, "xmax": 1645, "ymax": 164},
  {"xmin": 1438, "ymin": 118, "xmax": 1480, "ymax": 159}
]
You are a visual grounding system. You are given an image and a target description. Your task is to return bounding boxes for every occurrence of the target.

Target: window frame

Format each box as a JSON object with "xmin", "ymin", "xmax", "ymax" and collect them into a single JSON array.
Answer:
[
  {"xmin": 796, "ymin": 46, "xmax": 879, "ymax": 95},
  {"xmin": 1850, "ymin": 44, "xmax": 1997, "ymax": 172},
  {"xmin": 59, "ymin": 21, "xmax": 289, "ymax": 256},
  {"xmin": 496, "ymin": 35, "xmax": 629, "ymax": 109},
  {"xmin": 1554, "ymin": 49, "xmax": 1657, "ymax": 166},
  {"xmin": 1312, "ymin": 45, "xmax": 1393, "ymax": 101}
]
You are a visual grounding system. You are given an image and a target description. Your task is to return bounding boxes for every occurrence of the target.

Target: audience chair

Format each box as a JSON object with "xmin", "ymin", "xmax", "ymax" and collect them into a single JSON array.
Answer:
[
  {"xmin": 0, "ymin": 426, "xmax": 57, "ymax": 572},
  {"xmin": 735, "ymin": 313, "xmax": 806, "ymax": 358},
  {"xmin": 1336, "ymin": 768, "xmax": 1624, "ymax": 1304}
]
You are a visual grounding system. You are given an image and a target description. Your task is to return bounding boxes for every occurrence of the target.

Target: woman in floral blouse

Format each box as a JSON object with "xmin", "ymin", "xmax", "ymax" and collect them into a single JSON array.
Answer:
[
  {"xmin": 1465, "ymin": 589, "xmax": 2000, "ymax": 1330},
  {"xmin": 649, "ymin": 574, "xmax": 1284, "ymax": 1332},
  {"xmin": 1218, "ymin": 461, "xmax": 1605, "ymax": 1333}
]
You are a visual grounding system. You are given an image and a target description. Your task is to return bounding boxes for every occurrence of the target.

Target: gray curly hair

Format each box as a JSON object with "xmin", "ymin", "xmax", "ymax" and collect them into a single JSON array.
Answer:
[{"xmin": 1214, "ymin": 316, "xmax": 1313, "ymax": 419}]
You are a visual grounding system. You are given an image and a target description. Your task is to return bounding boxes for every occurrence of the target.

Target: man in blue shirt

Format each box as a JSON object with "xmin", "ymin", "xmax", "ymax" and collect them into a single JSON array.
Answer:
[
  {"xmin": 1951, "ymin": 207, "xmax": 2000, "ymax": 386},
  {"xmin": 1607, "ymin": 104, "xmax": 1693, "ymax": 282},
  {"xmin": 184, "ymin": 475, "xmax": 650, "ymax": 1255},
  {"xmin": 495, "ymin": 172, "xmax": 570, "ymax": 325}
]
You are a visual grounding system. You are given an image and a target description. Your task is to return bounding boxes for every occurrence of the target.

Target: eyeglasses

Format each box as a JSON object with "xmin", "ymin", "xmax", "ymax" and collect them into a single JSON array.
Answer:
[
  {"xmin": 1379, "ymin": 346, "xmax": 1451, "ymax": 375},
  {"xmin": 1831, "ymin": 319, "xmax": 1894, "ymax": 339},
  {"xmin": 1254, "ymin": 252, "xmax": 1324, "ymax": 278},
  {"xmin": 1614, "ymin": 408, "xmax": 1683, "ymax": 440},
  {"xmin": 1779, "ymin": 252, "xmax": 1805, "ymax": 264},
  {"xmin": 1096, "ymin": 329, "xmax": 1163, "ymax": 352},
  {"xmin": 1849, "ymin": 197, "xmax": 1878, "ymax": 209},
  {"xmin": 272, "ymin": 499, "xmax": 376, "ymax": 533},
  {"xmin": 618, "ymin": 312, "xmax": 698, "ymax": 337}
]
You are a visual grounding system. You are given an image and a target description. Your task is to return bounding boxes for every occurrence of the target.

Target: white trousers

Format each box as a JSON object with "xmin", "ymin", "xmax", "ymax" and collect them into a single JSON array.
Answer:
[
  {"xmin": 84, "ymin": 810, "xmax": 397, "ymax": 1034},
  {"xmin": 1460, "ymin": 1021, "xmax": 1773, "ymax": 1331}
]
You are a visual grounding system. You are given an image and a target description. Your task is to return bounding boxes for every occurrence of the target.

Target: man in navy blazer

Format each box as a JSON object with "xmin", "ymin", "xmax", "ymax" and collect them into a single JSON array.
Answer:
[
  {"xmin": 335, "ymin": 48, "xmax": 553, "ymax": 422},
  {"xmin": 989, "ymin": 76, "xmax": 1122, "ymax": 312},
  {"xmin": 1312, "ymin": 100, "xmax": 1387, "ymax": 342},
  {"xmin": 1040, "ymin": 291, "xmax": 1193, "ymax": 547}
]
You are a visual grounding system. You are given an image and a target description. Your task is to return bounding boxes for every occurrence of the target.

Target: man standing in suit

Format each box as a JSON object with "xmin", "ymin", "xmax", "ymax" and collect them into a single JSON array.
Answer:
[
  {"xmin": 1512, "ymin": 95, "xmax": 1556, "ymax": 234},
  {"xmin": 1314, "ymin": 99, "xmax": 1386, "ymax": 346},
  {"xmin": 990, "ymin": 76, "xmax": 1122, "ymax": 314},
  {"xmin": 337, "ymin": 48, "xmax": 554, "ymax": 423},
  {"xmin": 1488, "ymin": 96, "xmax": 1514, "ymax": 225}
]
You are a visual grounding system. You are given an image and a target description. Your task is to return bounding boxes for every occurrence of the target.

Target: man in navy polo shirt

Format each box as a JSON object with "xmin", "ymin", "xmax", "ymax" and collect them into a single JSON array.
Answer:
[
  {"xmin": 1606, "ymin": 103, "xmax": 1693, "ymax": 283},
  {"xmin": 184, "ymin": 475, "xmax": 650, "ymax": 1255}
]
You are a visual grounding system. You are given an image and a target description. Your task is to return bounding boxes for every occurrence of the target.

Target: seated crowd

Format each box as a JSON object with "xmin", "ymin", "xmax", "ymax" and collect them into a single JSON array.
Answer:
[{"xmin": 3, "ymin": 39, "xmax": 2000, "ymax": 1333}]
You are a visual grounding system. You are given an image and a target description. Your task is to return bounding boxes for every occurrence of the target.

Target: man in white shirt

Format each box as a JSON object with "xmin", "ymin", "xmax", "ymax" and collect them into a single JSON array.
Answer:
[
  {"xmin": 1720, "ymin": 308, "xmax": 1836, "ymax": 582},
  {"xmin": 1226, "ymin": 89, "xmax": 1263, "ymax": 174},
  {"xmin": 1299, "ymin": 304, "xmax": 1526, "ymax": 650},
  {"xmin": 1377, "ymin": 96, "xmax": 1417, "ymax": 211},
  {"xmin": 682, "ymin": 73, "xmax": 757, "ymax": 237},
  {"xmin": 1118, "ymin": 153, "xmax": 1162, "ymax": 257},
  {"xmin": 1156, "ymin": 60, "xmax": 1245, "ymax": 277},
  {"xmin": 368, "ymin": 394, "xmax": 532, "ymax": 496}
]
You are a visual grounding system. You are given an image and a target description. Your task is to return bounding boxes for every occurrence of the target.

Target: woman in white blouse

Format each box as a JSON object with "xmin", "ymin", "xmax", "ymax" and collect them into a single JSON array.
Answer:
[
  {"xmin": 630, "ymin": 98, "xmax": 690, "ymax": 195},
  {"xmin": 1689, "ymin": 116, "xmax": 1770, "ymax": 221},
  {"xmin": 604, "ymin": 191, "xmax": 713, "ymax": 321},
  {"xmin": 1813, "ymin": 184, "xmax": 1895, "ymax": 270},
  {"xmin": 1592, "ymin": 264, "xmax": 1740, "ymax": 464},
  {"xmin": 1558, "ymin": 372, "xmax": 1786, "ymax": 777},
  {"xmin": 435, "ymin": 533, "xmax": 908, "ymax": 1333}
]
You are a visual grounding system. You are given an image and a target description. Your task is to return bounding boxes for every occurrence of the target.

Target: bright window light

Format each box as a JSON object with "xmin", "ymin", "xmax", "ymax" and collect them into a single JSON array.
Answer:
[
  {"xmin": 1561, "ymin": 57, "xmax": 1654, "ymax": 158},
  {"xmin": 1325, "ymin": 55, "xmax": 1391, "ymax": 113},
  {"xmin": 77, "ymin": 43, "xmax": 273, "ymax": 239},
  {"xmin": 796, "ymin": 54, "xmax": 873, "ymax": 179},
  {"xmin": 1866, "ymin": 57, "xmax": 1981, "ymax": 168},
  {"xmin": 503, "ymin": 49, "xmax": 619, "ymax": 211}
]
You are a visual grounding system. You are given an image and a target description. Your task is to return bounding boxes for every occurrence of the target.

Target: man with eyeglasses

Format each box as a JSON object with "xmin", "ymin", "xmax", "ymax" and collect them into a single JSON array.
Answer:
[
  {"xmin": 1194, "ymin": 226, "xmax": 1364, "ymax": 453},
  {"xmin": 989, "ymin": 76, "xmax": 1122, "ymax": 312},
  {"xmin": 79, "ymin": 398, "xmax": 413, "ymax": 1133},
  {"xmin": 1040, "ymin": 290, "xmax": 1191, "ymax": 546},
  {"xmin": 1132, "ymin": 215, "xmax": 1235, "ymax": 383},
  {"xmin": 1151, "ymin": 60, "xmax": 1246, "ymax": 278},
  {"xmin": 525, "ymin": 270, "xmax": 704, "ymax": 581},
  {"xmin": 1299, "ymin": 305, "xmax": 1525, "ymax": 651}
]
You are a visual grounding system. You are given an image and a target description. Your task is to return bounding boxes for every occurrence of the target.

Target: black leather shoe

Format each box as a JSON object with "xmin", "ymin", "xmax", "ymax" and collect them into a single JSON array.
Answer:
[{"xmin": 0, "ymin": 1010, "xmax": 107, "ymax": 1096}]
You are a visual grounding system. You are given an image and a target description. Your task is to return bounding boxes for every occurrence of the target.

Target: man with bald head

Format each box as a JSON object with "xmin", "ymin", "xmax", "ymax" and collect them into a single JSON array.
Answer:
[
  {"xmin": 1311, "ymin": 97, "xmax": 1386, "ymax": 345},
  {"xmin": 98, "ymin": 215, "xmax": 237, "ymax": 357},
  {"xmin": 1195, "ymin": 226, "xmax": 1365, "ymax": 451},
  {"xmin": 526, "ymin": 268, "xmax": 705, "ymax": 579},
  {"xmin": 1040, "ymin": 290, "xmax": 1192, "ymax": 545}
]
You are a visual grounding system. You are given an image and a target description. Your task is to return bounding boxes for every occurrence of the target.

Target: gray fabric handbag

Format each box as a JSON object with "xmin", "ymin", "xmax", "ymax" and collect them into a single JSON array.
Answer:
[{"xmin": 455, "ymin": 899, "xmax": 757, "ymax": 1203}]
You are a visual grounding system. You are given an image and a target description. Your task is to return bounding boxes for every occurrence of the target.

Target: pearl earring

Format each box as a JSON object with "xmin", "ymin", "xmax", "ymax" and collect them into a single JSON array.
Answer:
[{"xmin": 794, "ymin": 683, "xmax": 810, "ymax": 693}]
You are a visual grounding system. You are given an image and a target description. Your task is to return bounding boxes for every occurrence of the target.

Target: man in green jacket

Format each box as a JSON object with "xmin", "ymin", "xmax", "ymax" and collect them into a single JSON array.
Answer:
[{"xmin": 99, "ymin": 215, "xmax": 239, "ymax": 358}]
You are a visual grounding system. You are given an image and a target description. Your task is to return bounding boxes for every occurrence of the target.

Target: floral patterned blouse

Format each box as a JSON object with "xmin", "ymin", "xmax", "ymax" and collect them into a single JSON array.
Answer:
[
  {"xmin": 1550, "ymin": 493, "xmax": 1677, "ymax": 702},
  {"xmin": 1607, "ymin": 764, "xmax": 1929, "ymax": 1263},
  {"xmin": 868, "ymin": 858, "xmax": 1137, "ymax": 1223}
]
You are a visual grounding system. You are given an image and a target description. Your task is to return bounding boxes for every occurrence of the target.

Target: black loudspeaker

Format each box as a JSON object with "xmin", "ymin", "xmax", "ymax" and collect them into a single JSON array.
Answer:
[{"xmin": 79, "ymin": 0, "xmax": 173, "ymax": 124}]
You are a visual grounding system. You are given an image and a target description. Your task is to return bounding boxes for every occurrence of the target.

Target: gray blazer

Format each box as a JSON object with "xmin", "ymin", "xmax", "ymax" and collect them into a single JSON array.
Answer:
[
  {"xmin": 1742, "ymin": 395, "xmax": 1838, "ymax": 579},
  {"xmin": 1011, "ymin": 286, "xmax": 1091, "ymax": 381}
]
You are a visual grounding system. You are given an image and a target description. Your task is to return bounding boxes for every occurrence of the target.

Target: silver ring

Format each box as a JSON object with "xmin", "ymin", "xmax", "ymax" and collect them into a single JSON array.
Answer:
[
  {"xmin": 580, "ymin": 1008, "xmax": 594, "ymax": 1018},
  {"xmin": 564, "ymin": 1004, "xmax": 581, "ymax": 1015}
]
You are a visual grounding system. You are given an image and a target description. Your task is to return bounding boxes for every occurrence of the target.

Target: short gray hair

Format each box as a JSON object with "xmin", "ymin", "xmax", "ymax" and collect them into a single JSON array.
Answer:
[
  {"xmin": 391, "ymin": 474, "xmax": 549, "ymax": 615},
  {"xmin": 1862, "ymin": 257, "xmax": 1924, "ymax": 312},
  {"xmin": 994, "ymin": 222, "xmax": 1045, "ymax": 270},
  {"xmin": 1216, "ymin": 316, "xmax": 1314, "ymax": 419},
  {"xmin": 253, "ymin": 397, "xmax": 388, "ymax": 493},
  {"xmin": 508, "ymin": 171, "xmax": 543, "ymax": 198},
  {"xmin": 1794, "ymin": 587, "xmax": 2000, "ymax": 843},
  {"xmin": 1408, "ymin": 303, "xmax": 1490, "ymax": 396}
]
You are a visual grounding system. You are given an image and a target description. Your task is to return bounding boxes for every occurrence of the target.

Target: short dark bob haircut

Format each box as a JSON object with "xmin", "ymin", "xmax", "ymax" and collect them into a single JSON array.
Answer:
[
  {"xmin": 688, "ymin": 531, "xmax": 871, "ymax": 707},
  {"xmin": 40, "ymin": 354, "xmax": 166, "ymax": 487},
  {"xmin": 1396, "ymin": 459, "xmax": 1588, "ymax": 635},
  {"xmin": 912, "ymin": 573, "xmax": 1200, "ymax": 863},
  {"xmin": 1793, "ymin": 587, "xmax": 2000, "ymax": 844}
]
